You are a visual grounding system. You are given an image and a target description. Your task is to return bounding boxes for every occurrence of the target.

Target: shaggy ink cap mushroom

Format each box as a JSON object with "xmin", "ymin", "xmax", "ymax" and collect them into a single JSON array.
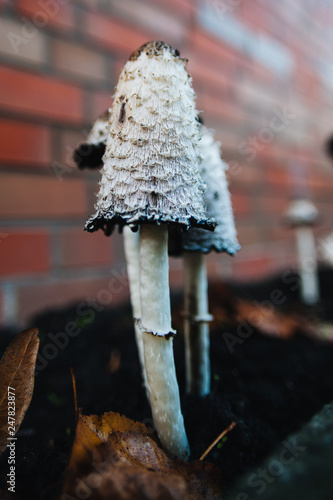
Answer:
[
  {"xmin": 73, "ymin": 109, "xmax": 149, "ymax": 395},
  {"xmin": 168, "ymin": 125, "xmax": 240, "ymax": 396},
  {"xmin": 73, "ymin": 110, "xmax": 109, "ymax": 169},
  {"xmin": 85, "ymin": 41, "xmax": 215, "ymax": 235},
  {"xmin": 83, "ymin": 40, "xmax": 215, "ymax": 461},
  {"xmin": 169, "ymin": 125, "xmax": 240, "ymax": 256},
  {"xmin": 283, "ymin": 199, "xmax": 320, "ymax": 305}
]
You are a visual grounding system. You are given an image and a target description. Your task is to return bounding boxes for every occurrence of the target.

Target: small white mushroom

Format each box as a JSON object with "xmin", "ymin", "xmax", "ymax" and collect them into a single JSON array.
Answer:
[
  {"xmin": 73, "ymin": 110, "xmax": 109, "ymax": 169},
  {"xmin": 73, "ymin": 111, "xmax": 147, "ymax": 394},
  {"xmin": 170, "ymin": 125, "xmax": 240, "ymax": 396},
  {"xmin": 86, "ymin": 110, "xmax": 110, "ymax": 145},
  {"xmin": 284, "ymin": 199, "xmax": 320, "ymax": 305},
  {"xmin": 170, "ymin": 125, "xmax": 240, "ymax": 255},
  {"xmin": 86, "ymin": 41, "xmax": 215, "ymax": 460}
]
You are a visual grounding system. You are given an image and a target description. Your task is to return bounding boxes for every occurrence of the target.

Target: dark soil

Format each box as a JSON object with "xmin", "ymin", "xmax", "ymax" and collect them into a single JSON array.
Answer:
[{"xmin": 1, "ymin": 267, "xmax": 333, "ymax": 499}]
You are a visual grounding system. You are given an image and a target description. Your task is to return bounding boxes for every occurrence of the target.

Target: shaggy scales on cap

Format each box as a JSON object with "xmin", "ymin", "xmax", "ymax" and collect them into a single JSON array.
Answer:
[
  {"xmin": 85, "ymin": 41, "xmax": 214, "ymax": 235},
  {"xmin": 169, "ymin": 125, "xmax": 240, "ymax": 255}
]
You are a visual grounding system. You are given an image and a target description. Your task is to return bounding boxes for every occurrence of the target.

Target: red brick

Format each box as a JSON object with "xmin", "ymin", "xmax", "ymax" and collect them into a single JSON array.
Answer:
[
  {"xmin": 187, "ymin": 54, "xmax": 232, "ymax": 96},
  {"xmin": 226, "ymin": 162, "xmax": 260, "ymax": 188},
  {"xmin": 89, "ymin": 91, "xmax": 113, "ymax": 122},
  {"xmin": 205, "ymin": 252, "xmax": 233, "ymax": 280},
  {"xmin": 314, "ymin": 200, "xmax": 333, "ymax": 216},
  {"xmin": 0, "ymin": 173, "xmax": 87, "ymax": 218},
  {"xmin": 236, "ymin": 225, "xmax": 262, "ymax": 246},
  {"xmin": 231, "ymin": 194, "xmax": 251, "ymax": 216},
  {"xmin": 197, "ymin": 91, "xmax": 246, "ymax": 125},
  {"xmin": 149, "ymin": 0, "xmax": 194, "ymax": 19},
  {"xmin": 237, "ymin": 1, "xmax": 280, "ymax": 41},
  {"xmin": 313, "ymin": 177, "xmax": 331, "ymax": 198},
  {"xmin": 85, "ymin": 12, "xmax": 148, "ymax": 54},
  {"xmin": 114, "ymin": 58, "xmax": 127, "ymax": 78},
  {"xmin": 0, "ymin": 67, "xmax": 84, "ymax": 124},
  {"xmin": 58, "ymin": 129, "xmax": 86, "ymax": 170},
  {"xmin": 60, "ymin": 229, "xmax": 113, "ymax": 268},
  {"xmin": 251, "ymin": 142, "xmax": 280, "ymax": 164},
  {"xmin": 209, "ymin": 128, "xmax": 240, "ymax": 153},
  {"xmin": 0, "ymin": 231, "xmax": 49, "ymax": 276},
  {"xmin": 18, "ymin": 274, "xmax": 130, "ymax": 324},
  {"xmin": 234, "ymin": 79, "xmax": 282, "ymax": 110},
  {"xmin": 0, "ymin": 119, "xmax": 51, "ymax": 166},
  {"xmin": 75, "ymin": 0, "xmax": 99, "ymax": 6},
  {"xmin": 189, "ymin": 28, "xmax": 275, "ymax": 84},
  {"xmin": 232, "ymin": 254, "xmax": 273, "ymax": 281},
  {"xmin": 271, "ymin": 226, "xmax": 294, "ymax": 243},
  {"xmin": 53, "ymin": 40, "xmax": 107, "ymax": 83},
  {"xmin": 0, "ymin": 17, "xmax": 46, "ymax": 65},
  {"xmin": 188, "ymin": 29, "xmax": 245, "ymax": 74},
  {"xmin": 17, "ymin": 0, "xmax": 75, "ymax": 31},
  {"xmin": 265, "ymin": 167, "xmax": 291, "ymax": 188},
  {"xmin": 108, "ymin": 0, "xmax": 187, "ymax": 43},
  {"xmin": 260, "ymin": 196, "xmax": 288, "ymax": 215},
  {"xmin": 0, "ymin": 0, "xmax": 330, "ymax": 294}
]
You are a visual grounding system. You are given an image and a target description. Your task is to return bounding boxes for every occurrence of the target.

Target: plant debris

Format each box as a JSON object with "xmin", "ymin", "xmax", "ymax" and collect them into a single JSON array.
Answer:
[
  {"xmin": 2, "ymin": 269, "xmax": 333, "ymax": 498},
  {"xmin": 0, "ymin": 328, "xmax": 39, "ymax": 454},
  {"xmin": 200, "ymin": 422, "xmax": 236, "ymax": 461},
  {"xmin": 62, "ymin": 411, "xmax": 223, "ymax": 500}
]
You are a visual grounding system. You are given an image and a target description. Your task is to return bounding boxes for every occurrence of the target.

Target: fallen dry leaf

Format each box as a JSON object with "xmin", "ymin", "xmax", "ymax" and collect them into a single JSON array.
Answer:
[
  {"xmin": 207, "ymin": 281, "xmax": 316, "ymax": 339},
  {"xmin": 0, "ymin": 328, "xmax": 40, "ymax": 454},
  {"xmin": 62, "ymin": 412, "xmax": 223, "ymax": 500},
  {"xmin": 236, "ymin": 300, "xmax": 300, "ymax": 338}
]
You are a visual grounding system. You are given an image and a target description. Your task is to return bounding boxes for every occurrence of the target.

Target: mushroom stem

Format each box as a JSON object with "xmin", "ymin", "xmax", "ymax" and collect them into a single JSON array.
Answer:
[
  {"xmin": 140, "ymin": 224, "xmax": 190, "ymax": 461},
  {"xmin": 295, "ymin": 226, "xmax": 320, "ymax": 305},
  {"xmin": 123, "ymin": 226, "xmax": 148, "ymax": 392},
  {"xmin": 184, "ymin": 252, "xmax": 211, "ymax": 396}
]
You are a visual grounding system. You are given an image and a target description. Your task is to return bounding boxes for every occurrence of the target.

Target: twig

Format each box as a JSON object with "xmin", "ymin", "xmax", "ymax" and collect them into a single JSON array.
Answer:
[
  {"xmin": 70, "ymin": 366, "xmax": 78, "ymax": 423},
  {"xmin": 200, "ymin": 421, "xmax": 236, "ymax": 461}
]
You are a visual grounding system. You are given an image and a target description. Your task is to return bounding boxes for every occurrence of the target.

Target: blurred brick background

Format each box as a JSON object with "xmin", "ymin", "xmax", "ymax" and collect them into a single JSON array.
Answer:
[{"xmin": 1, "ymin": 0, "xmax": 333, "ymax": 326}]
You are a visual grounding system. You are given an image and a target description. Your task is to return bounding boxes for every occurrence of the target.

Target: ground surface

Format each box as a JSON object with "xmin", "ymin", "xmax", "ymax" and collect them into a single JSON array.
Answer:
[
  {"xmin": 1, "ymin": 268, "xmax": 333, "ymax": 499},
  {"xmin": 226, "ymin": 401, "xmax": 333, "ymax": 500}
]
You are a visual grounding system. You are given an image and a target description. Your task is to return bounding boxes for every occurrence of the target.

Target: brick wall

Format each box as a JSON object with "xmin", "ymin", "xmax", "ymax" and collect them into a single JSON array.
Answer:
[{"xmin": 1, "ymin": 0, "xmax": 333, "ymax": 326}]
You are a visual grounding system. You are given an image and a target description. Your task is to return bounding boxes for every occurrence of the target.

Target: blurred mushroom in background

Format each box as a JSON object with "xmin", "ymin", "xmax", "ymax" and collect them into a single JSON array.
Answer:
[
  {"xmin": 284, "ymin": 198, "xmax": 320, "ymax": 305},
  {"xmin": 169, "ymin": 123, "xmax": 240, "ymax": 396}
]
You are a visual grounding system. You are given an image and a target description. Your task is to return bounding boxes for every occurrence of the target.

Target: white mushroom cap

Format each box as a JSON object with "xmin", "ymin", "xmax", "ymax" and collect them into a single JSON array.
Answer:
[
  {"xmin": 85, "ymin": 41, "xmax": 214, "ymax": 235},
  {"xmin": 85, "ymin": 110, "xmax": 110, "ymax": 145},
  {"xmin": 284, "ymin": 199, "xmax": 319, "ymax": 227},
  {"xmin": 169, "ymin": 125, "xmax": 240, "ymax": 255},
  {"xmin": 73, "ymin": 110, "xmax": 109, "ymax": 169}
]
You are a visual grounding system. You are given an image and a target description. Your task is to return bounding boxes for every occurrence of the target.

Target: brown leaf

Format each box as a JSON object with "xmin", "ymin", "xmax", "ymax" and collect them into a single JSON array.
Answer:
[
  {"xmin": 0, "ymin": 328, "xmax": 40, "ymax": 455},
  {"xmin": 207, "ymin": 281, "xmax": 316, "ymax": 339},
  {"xmin": 236, "ymin": 300, "xmax": 306, "ymax": 338},
  {"xmin": 62, "ymin": 412, "xmax": 223, "ymax": 500}
]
